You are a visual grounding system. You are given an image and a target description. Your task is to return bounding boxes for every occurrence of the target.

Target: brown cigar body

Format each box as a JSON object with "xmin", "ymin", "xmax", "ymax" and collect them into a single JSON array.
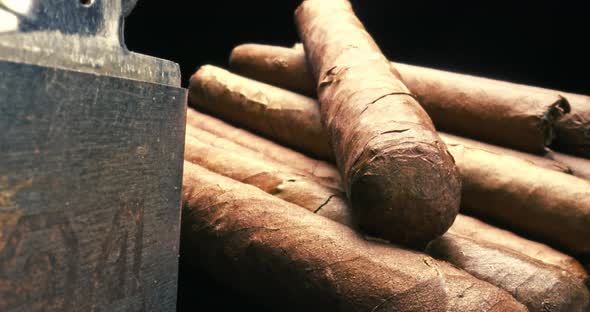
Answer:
[
  {"xmin": 237, "ymin": 0, "xmax": 463, "ymax": 247},
  {"xmin": 185, "ymin": 124, "xmax": 341, "ymax": 190},
  {"xmin": 394, "ymin": 63, "xmax": 569, "ymax": 153},
  {"xmin": 426, "ymin": 234, "xmax": 590, "ymax": 312},
  {"xmin": 546, "ymin": 92, "xmax": 590, "ymax": 157},
  {"xmin": 182, "ymin": 162, "xmax": 526, "ymax": 311},
  {"xmin": 186, "ymin": 108, "xmax": 341, "ymax": 187},
  {"xmin": 546, "ymin": 149, "xmax": 590, "ymax": 180},
  {"xmin": 451, "ymin": 144, "xmax": 590, "ymax": 255},
  {"xmin": 190, "ymin": 64, "xmax": 589, "ymax": 255},
  {"xmin": 230, "ymin": 43, "xmax": 571, "ymax": 153},
  {"xmin": 184, "ymin": 109, "xmax": 587, "ymax": 279},
  {"xmin": 450, "ymin": 215, "xmax": 588, "ymax": 279},
  {"xmin": 184, "ymin": 134, "xmax": 350, "ymax": 225},
  {"xmin": 440, "ymin": 133, "xmax": 571, "ymax": 173},
  {"xmin": 189, "ymin": 65, "xmax": 334, "ymax": 160},
  {"xmin": 183, "ymin": 137, "xmax": 588, "ymax": 310}
]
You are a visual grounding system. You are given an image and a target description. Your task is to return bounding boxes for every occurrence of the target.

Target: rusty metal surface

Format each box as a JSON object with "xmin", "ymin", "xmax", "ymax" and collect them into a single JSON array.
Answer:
[{"xmin": 0, "ymin": 0, "xmax": 186, "ymax": 311}]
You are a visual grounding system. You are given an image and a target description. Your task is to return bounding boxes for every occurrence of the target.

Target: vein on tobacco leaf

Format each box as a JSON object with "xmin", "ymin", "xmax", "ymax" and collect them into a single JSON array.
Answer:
[
  {"xmin": 360, "ymin": 92, "xmax": 416, "ymax": 116},
  {"xmin": 380, "ymin": 129, "xmax": 409, "ymax": 135},
  {"xmin": 313, "ymin": 195, "xmax": 336, "ymax": 213},
  {"xmin": 488, "ymin": 298, "xmax": 513, "ymax": 311},
  {"xmin": 370, "ymin": 293, "xmax": 398, "ymax": 312},
  {"xmin": 370, "ymin": 278, "xmax": 438, "ymax": 312},
  {"xmin": 456, "ymin": 282, "xmax": 476, "ymax": 299},
  {"xmin": 305, "ymin": 256, "xmax": 363, "ymax": 273},
  {"xmin": 230, "ymin": 226, "xmax": 281, "ymax": 234},
  {"xmin": 513, "ymin": 268, "xmax": 540, "ymax": 297}
]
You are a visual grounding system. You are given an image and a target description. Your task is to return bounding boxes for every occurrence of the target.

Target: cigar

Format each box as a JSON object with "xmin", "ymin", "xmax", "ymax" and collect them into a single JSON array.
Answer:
[
  {"xmin": 440, "ymin": 133, "xmax": 571, "ymax": 173},
  {"xmin": 183, "ymin": 113, "xmax": 587, "ymax": 280},
  {"xmin": 192, "ymin": 65, "xmax": 570, "ymax": 175},
  {"xmin": 451, "ymin": 144, "xmax": 590, "ymax": 255},
  {"xmin": 183, "ymin": 134, "xmax": 589, "ymax": 310},
  {"xmin": 229, "ymin": 43, "xmax": 571, "ymax": 153},
  {"xmin": 449, "ymin": 215, "xmax": 588, "ymax": 280},
  {"xmin": 253, "ymin": 43, "xmax": 590, "ymax": 157},
  {"xmin": 183, "ymin": 134, "xmax": 350, "ymax": 225},
  {"xmin": 188, "ymin": 65, "xmax": 334, "ymax": 160},
  {"xmin": 546, "ymin": 149, "xmax": 590, "ymax": 180},
  {"xmin": 181, "ymin": 161, "xmax": 526, "ymax": 311},
  {"xmin": 187, "ymin": 66, "xmax": 590, "ymax": 255},
  {"xmin": 394, "ymin": 62, "xmax": 569, "ymax": 153},
  {"xmin": 185, "ymin": 124, "xmax": 341, "ymax": 191},
  {"xmin": 544, "ymin": 92, "xmax": 590, "ymax": 157},
  {"xmin": 297, "ymin": 0, "xmax": 462, "ymax": 248},
  {"xmin": 191, "ymin": 64, "xmax": 461, "ymax": 247},
  {"xmin": 426, "ymin": 234, "xmax": 590, "ymax": 312},
  {"xmin": 186, "ymin": 108, "xmax": 340, "ymax": 187}
]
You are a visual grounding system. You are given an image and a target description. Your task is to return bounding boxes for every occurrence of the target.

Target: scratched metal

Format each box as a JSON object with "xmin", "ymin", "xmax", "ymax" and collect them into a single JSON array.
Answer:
[
  {"xmin": 0, "ymin": 61, "xmax": 186, "ymax": 312},
  {"xmin": 0, "ymin": 0, "xmax": 180, "ymax": 86},
  {"xmin": 0, "ymin": 0, "xmax": 186, "ymax": 311}
]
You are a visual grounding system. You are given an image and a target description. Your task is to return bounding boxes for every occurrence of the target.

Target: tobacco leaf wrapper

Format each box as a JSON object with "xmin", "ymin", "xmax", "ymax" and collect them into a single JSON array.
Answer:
[
  {"xmin": 185, "ymin": 107, "xmax": 587, "ymax": 279},
  {"xmin": 189, "ymin": 65, "xmax": 334, "ymax": 160},
  {"xmin": 546, "ymin": 149, "xmax": 590, "ymax": 180},
  {"xmin": 183, "ymin": 134, "xmax": 588, "ymax": 311},
  {"xmin": 185, "ymin": 108, "xmax": 341, "ymax": 187},
  {"xmin": 450, "ymin": 144, "xmax": 590, "ymax": 255},
  {"xmin": 449, "ymin": 215, "xmax": 588, "ymax": 280},
  {"xmin": 184, "ymin": 133, "xmax": 350, "ymax": 225},
  {"xmin": 294, "ymin": 0, "xmax": 463, "ymax": 247},
  {"xmin": 552, "ymin": 92, "xmax": 590, "ymax": 157},
  {"xmin": 230, "ymin": 43, "xmax": 571, "ymax": 153},
  {"xmin": 440, "ymin": 133, "xmax": 571, "ymax": 173},
  {"xmin": 426, "ymin": 234, "xmax": 590, "ymax": 312},
  {"xmin": 181, "ymin": 161, "xmax": 526, "ymax": 312},
  {"xmin": 185, "ymin": 124, "xmax": 341, "ymax": 191},
  {"xmin": 192, "ymin": 63, "xmax": 590, "ymax": 255}
]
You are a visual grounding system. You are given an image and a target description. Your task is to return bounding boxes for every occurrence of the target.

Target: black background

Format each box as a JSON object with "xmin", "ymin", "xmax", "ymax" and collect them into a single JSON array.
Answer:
[
  {"xmin": 125, "ymin": 0, "xmax": 589, "ymax": 94},
  {"xmin": 124, "ymin": 1, "xmax": 589, "ymax": 310}
]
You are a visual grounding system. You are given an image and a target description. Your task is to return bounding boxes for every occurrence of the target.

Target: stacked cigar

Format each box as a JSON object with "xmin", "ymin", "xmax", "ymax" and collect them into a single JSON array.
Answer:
[{"xmin": 180, "ymin": 0, "xmax": 590, "ymax": 311}]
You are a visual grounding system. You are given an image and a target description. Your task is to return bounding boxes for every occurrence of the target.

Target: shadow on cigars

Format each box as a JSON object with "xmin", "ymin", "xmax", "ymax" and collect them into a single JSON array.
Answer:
[{"xmin": 177, "ymin": 239, "xmax": 271, "ymax": 311}]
